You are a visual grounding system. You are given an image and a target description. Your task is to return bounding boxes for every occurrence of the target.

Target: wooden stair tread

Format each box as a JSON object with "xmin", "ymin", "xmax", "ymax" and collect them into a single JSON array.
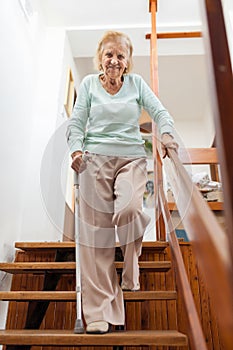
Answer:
[
  {"xmin": 0, "ymin": 261, "xmax": 171, "ymax": 274},
  {"xmin": 0, "ymin": 329, "xmax": 188, "ymax": 346},
  {"xmin": 15, "ymin": 241, "xmax": 168, "ymax": 251},
  {"xmin": 0, "ymin": 290, "xmax": 177, "ymax": 301}
]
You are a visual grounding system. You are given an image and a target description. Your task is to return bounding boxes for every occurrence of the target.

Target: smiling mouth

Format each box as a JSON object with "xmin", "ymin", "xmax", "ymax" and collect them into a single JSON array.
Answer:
[{"xmin": 108, "ymin": 65, "xmax": 120, "ymax": 69}]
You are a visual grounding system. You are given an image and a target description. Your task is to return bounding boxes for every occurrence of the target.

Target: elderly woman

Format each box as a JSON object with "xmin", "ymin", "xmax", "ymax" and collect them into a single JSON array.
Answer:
[{"xmin": 67, "ymin": 31, "xmax": 178, "ymax": 334}]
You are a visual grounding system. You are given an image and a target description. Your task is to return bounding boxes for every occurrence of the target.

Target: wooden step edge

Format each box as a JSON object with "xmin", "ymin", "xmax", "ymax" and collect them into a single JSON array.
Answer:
[
  {"xmin": 0, "ymin": 290, "xmax": 177, "ymax": 301},
  {"xmin": 15, "ymin": 241, "xmax": 169, "ymax": 251},
  {"xmin": 0, "ymin": 329, "xmax": 188, "ymax": 346},
  {"xmin": 0, "ymin": 261, "xmax": 172, "ymax": 274},
  {"xmin": 15, "ymin": 242, "xmax": 75, "ymax": 251},
  {"xmin": 124, "ymin": 290, "xmax": 177, "ymax": 301},
  {"xmin": 119, "ymin": 261, "xmax": 171, "ymax": 271}
]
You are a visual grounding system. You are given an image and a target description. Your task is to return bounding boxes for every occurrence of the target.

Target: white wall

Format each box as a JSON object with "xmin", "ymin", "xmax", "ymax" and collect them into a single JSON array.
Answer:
[
  {"xmin": 19, "ymin": 25, "xmax": 67, "ymax": 242},
  {"xmin": 0, "ymin": 0, "xmax": 39, "ymax": 331},
  {"xmin": 222, "ymin": 0, "xmax": 233, "ymax": 64},
  {"xmin": 0, "ymin": 0, "xmax": 79, "ymax": 332}
]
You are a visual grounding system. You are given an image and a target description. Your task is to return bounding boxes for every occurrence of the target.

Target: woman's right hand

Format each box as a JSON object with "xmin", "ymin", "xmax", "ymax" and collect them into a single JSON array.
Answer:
[
  {"xmin": 71, "ymin": 151, "xmax": 83, "ymax": 173},
  {"xmin": 161, "ymin": 133, "xmax": 179, "ymax": 158}
]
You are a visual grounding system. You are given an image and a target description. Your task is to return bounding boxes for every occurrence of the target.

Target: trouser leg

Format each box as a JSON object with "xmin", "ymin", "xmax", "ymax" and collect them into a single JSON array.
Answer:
[
  {"xmin": 80, "ymin": 244, "xmax": 124, "ymax": 324},
  {"xmin": 77, "ymin": 154, "xmax": 150, "ymax": 322},
  {"xmin": 78, "ymin": 154, "xmax": 124, "ymax": 325},
  {"xmin": 120, "ymin": 237, "xmax": 143, "ymax": 290},
  {"xmin": 113, "ymin": 158, "xmax": 151, "ymax": 290}
]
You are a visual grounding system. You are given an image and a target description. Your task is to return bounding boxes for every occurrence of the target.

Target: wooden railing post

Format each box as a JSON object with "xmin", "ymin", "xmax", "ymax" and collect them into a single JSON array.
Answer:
[{"xmin": 149, "ymin": 0, "xmax": 166, "ymax": 241}]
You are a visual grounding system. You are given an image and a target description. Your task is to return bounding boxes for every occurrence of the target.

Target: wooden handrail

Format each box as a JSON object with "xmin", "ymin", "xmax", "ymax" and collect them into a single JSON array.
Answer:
[
  {"xmin": 149, "ymin": 2, "xmax": 212, "ymax": 345},
  {"xmin": 199, "ymin": 0, "xmax": 233, "ymax": 267},
  {"xmin": 158, "ymin": 185, "xmax": 208, "ymax": 349},
  {"xmin": 163, "ymin": 148, "xmax": 233, "ymax": 349},
  {"xmin": 148, "ymin": 0, "xmax": 233, "ymax": 349}
]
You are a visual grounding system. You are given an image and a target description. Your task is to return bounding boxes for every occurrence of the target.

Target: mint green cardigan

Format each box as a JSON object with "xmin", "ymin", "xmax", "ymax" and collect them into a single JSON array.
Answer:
[{"xmin": 67, "ymin": 73, "xmax": 174, "ymax": 157}]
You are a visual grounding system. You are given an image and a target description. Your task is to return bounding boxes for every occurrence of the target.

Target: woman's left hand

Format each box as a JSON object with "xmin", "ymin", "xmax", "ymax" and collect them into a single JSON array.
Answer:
[
  {"xmin": 161, "ymin": 133, "xmax": 179, "ymax": 158},
  {"xmin": 71, "ymin": 151, "xmax": 83, "ymax": 173}
]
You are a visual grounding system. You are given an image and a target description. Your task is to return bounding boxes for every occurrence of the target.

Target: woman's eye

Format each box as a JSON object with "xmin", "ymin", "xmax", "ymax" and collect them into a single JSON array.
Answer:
[
  {"xmin": 106, "ymin": 53, "xmax": 112, "ymax": 58},
  {"xmin": 118, "ymin": 55, "xmax": 124, "ymax": 60}
]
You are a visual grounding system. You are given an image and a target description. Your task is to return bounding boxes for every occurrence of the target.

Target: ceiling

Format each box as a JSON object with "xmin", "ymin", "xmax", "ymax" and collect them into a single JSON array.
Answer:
[
  {"xmin": 39, "ymin": 0, "xmax": 204, "ymax": 57},
  {"xmin": 38, "ymin": 0, "xmax": 212, "ymax": 125},
  {"xmin": 39, "ymin": 0, "xmax": 202, "ymax": 27}
]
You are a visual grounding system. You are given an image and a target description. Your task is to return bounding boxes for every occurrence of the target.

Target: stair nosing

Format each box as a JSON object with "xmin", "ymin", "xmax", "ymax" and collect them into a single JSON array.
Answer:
[
  {"xmin": 0, "ymin": 261, "xmax": 172, "ymax": 274},
  {"xmin": 15, "ymin": 241, "xmax": 168, "ymax": 251},
  {"xmin": 0, "ymin": 290, "xmax": 177, "ymax": 301},
  {"xmin": 0, "ymin": 329, "xmax": 188, "ymax": 346}
]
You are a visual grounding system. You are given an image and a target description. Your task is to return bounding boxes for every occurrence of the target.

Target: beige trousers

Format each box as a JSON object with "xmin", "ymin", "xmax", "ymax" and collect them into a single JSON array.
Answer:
[{"xmin": 78, "ymin": 154, "xmax": 150, "ymax": 325}]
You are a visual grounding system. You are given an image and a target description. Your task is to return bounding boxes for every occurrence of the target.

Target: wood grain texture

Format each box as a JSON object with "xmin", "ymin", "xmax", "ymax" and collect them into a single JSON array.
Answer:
[
  {"xmin": 14, "ymin": 241, "xmax": 168, "ymax": 251},
  {"xmin": 167, "ymin": 148, "xmax": 233, "ymax": 350},
  {"xmin": 145, "ymin": 32, "xmax": 202, "ymax": 39},
  {"xmin": 0, "ymin": 261, "xmax": 172, "ymax": 274},
  {"xmin": 0, "ymin": 330, "xmax": 188, "ymax": 346},
  {"xmin": 0, "ymin": 290, "xmax": 177, "ymax": 301},
  {"xmin": 201, "ymin": 0, "xmax": 233, "ymax": 269},
  {"xmin": 178, "ymin": 148, "xmax": 218, "ymax": 164},
  {"xmin": 1, "ymin": 242, "xmax": 225, "ymax": 350}
]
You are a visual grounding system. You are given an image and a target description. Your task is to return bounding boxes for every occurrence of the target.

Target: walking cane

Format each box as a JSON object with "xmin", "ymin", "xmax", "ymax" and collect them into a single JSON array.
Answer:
[{"xmin": 74, "ymin": 171, "xmax": 85, "ymax": 334}]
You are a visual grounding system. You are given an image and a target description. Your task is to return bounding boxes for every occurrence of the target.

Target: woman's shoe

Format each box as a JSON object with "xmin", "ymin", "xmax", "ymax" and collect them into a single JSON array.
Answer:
[
  {"xmin": 86, "ymin": 321, "xmax": 109, "ymax": 334},
  {"xmin": 121, "ymin": 283, "xmax": 140, "ymax": 291}
]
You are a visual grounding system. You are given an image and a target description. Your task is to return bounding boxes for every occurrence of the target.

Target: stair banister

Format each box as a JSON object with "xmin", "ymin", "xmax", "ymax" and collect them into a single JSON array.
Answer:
[
  {"xmin": 199, "ymin": 0, "xmax": 233, "ymax": 268},
  {"xmin": 149, "ymin": 4, "xmax": 208, "ymax": 346},
  {"xmin": 164, "ymin": 146, "xmax": 233, "ymax": 350},
  {"xmin": 148, "ymin": 1, "xmax": 233, "ymax": 349},
  {"xmin": 158, "ymin": 185, "xmax": 207, "ymax": 350}
]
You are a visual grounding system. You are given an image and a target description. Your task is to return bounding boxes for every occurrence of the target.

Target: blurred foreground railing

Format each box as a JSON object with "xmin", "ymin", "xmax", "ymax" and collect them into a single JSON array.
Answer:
[{"xmin": 161, "ymin": 147, "xmax": 233, "ymax": 349}]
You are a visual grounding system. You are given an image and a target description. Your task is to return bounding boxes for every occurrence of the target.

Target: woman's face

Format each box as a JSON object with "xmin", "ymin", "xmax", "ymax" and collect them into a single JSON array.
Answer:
[{"xmin": 101, "ymin": 40, "xmax": 129, "ymax": 79}]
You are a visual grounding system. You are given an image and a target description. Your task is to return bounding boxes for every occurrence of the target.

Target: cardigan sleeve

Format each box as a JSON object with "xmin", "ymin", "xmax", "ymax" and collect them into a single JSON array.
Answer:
[
  {"xmin": 66, "ymin": 76, "xmax": 90, "ymax": 154},
  {"xmin": 137, "ymin": 75, "xmax": 174, "ymax": 135}
]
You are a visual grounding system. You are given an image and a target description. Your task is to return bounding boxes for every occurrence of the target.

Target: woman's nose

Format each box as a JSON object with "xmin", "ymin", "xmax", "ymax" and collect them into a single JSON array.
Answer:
[{"xmin": 110, "ymin": 57, "xmax": 118, "ymax": 65}]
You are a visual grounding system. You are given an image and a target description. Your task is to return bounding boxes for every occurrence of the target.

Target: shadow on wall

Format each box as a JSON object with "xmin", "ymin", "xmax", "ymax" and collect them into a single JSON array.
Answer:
[
  {"xmin": 0, "ymin": 274, "xmax": 12, "ymax": 333},
  {"xmin": 0, "ymin": 243, "xmax": 14, "ymax": 333}
]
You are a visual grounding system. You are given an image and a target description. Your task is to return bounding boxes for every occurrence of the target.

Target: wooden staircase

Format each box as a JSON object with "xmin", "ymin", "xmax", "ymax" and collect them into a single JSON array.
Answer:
[{"xmin": 0, "ymin": 241, "xmax": 188, "ymax": 349}]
